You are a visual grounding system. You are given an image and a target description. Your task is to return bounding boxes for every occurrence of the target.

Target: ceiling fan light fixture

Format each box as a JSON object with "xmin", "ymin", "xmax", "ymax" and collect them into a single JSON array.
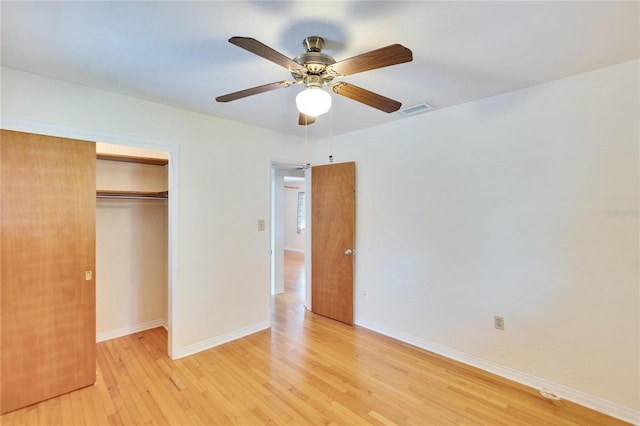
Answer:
[{"xmin": 296, "ymin": 87, "xmax": 332, "ymax": 117}]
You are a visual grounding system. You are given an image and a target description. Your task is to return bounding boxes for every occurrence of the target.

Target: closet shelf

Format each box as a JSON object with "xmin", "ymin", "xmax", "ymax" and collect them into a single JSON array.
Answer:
[
  {"xmin": 97, "ymin": 153, "xmax": 168, "ymax": 166},
  {"xmin": 96, "ymin": 190, "xmax": 168, "ymax": 200}
]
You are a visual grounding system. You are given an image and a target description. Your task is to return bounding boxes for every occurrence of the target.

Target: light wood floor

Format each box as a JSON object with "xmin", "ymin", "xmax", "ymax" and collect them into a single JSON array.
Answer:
[{"xmin": 1, "ymin": 250, "xmax": 628, "ymax": 425}]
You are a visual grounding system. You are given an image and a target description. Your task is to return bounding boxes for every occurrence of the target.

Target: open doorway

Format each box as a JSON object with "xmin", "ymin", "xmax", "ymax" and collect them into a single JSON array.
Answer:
[
  {"xmin": 283, "ymin": 176, "xmax": 306, "ymax": 301},
  {"xmin": 271, "ymin": 163, "xmax": 308, "ymax": 316}
]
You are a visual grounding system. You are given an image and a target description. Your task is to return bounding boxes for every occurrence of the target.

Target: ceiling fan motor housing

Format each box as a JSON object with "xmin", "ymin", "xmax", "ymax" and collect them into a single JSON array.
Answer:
[{"xmin": 292, "ymin": 37, "xmax": 336, "ymax": 83}]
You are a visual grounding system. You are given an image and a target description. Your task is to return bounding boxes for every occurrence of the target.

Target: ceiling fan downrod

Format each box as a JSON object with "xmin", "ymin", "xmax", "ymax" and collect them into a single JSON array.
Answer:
[{"xmin": 303, "ymin": 36, "xmax": 324, "ymax": 53}]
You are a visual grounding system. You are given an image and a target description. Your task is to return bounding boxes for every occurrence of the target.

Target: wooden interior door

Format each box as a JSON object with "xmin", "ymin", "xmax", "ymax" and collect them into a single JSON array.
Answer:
[
  {"xmin": 311, "ymin": 162, "xmax": 355, "ymax": 324},
  {"xmin": 0, "ymin": 130, "xmax": 96, "ymax": 414}
]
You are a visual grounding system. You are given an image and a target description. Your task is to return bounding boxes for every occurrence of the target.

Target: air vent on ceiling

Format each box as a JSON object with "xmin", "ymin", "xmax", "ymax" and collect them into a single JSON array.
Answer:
[{"xmin": 398, "ymin": 102, "xmax": 434, "ymax": 117}]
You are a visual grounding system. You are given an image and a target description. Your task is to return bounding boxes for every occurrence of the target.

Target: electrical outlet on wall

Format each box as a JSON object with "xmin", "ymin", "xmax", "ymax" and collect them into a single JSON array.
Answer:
[
  {"xmin": 362, "ymin": 289, "xmax": 368, "ymax": 300},
  {"xmin": 494, "ymin": 315, "xmax": 505, "ymax": 330}
]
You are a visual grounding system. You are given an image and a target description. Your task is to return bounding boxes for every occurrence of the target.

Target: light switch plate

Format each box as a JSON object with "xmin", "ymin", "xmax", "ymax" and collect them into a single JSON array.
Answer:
[{"xmin": 494, "ymin": 315, "xmax": 504, "ymax": 330}]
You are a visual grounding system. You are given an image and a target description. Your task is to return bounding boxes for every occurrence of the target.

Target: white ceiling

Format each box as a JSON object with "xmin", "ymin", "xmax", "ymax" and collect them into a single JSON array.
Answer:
[{"xmin": 1, "ymin": 1, "xmax": 638, "ymax": 138}]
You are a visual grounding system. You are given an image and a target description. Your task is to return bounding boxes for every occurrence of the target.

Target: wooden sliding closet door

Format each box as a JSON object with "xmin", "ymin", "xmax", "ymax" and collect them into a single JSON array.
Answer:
[{"xmin": 0, "ymin": 130, "xmax": 96, "ymax": 414}]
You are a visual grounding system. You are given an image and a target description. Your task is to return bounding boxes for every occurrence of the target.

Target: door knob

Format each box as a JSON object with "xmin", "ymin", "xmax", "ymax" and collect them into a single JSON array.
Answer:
[{"xmin": 344, "ymin": 249, "xmax": 353, "ymax": 255}]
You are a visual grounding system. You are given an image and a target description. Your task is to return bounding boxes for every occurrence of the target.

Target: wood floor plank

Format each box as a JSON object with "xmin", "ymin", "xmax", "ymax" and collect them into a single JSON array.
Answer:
[{"xmin": 0, "ymin": 251, "xmax": 631, "ymax": 425}]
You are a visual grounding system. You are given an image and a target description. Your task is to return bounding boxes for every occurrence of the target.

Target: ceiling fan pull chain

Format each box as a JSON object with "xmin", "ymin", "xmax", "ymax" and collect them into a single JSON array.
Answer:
[
  {"xmin": 329, "ymin": 107, "xmax": 334, "ymax": 163},
  {"xmin": 304, "ymin": 117, "xmax": 309, "ymax": 167}
]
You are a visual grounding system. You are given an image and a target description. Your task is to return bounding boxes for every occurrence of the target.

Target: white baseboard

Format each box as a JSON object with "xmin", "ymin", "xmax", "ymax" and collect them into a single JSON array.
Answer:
[
  {"xmin": 355, "ymin": 318, "xmax": 639, "ymax": 425},
  {"xmin": 173, "ymin": 320, "xmax": 271, "ymax": 360},
  {"xmin": 97, "ymin": 318, "xmax": 167, "ymax": 343},
  {"xmin": 284, "ymin": 247, "xmax": 304, "ymax": 253}
]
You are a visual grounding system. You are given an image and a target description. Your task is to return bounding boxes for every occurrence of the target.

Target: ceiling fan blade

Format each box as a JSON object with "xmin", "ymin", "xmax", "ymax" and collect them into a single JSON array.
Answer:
[
  {"xmin": 328, "ymin": 44, "xmax": 412, "ymax": 77},
  {"xmin": 298, "ymin": 113, "xmax": 316, "ymax": 126},
  {"xmin": 229, "ymin": 37, "xmax": 303, "ymax": 71},
  {"xmin": 216, "ymin": 81, "xmax": 294, "ymax": 103},
  {"xmin": 332, "ymin": 82, "xmax": 402, "ymax": 113}
]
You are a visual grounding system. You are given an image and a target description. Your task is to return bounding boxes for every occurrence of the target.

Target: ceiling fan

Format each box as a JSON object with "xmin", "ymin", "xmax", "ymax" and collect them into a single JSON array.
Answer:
[{"xmin": 216, "ymin": 36, "xmax": 413, "ymax": 125}]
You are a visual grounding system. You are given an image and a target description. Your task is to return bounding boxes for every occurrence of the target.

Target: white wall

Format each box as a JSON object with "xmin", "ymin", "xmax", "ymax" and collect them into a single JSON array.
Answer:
[
  {"xmin": 96, "ymin": 157, "xmax": 168, "ymax": 341},
  {"xmin": 313, "ymin": 60, "xmax": 639, "ymax": 415},
  {"xmin": 284, "ymin": 182, "xmax": 305, "ymax": 252},
  {"xmin": 1, "ymin": 67, "xmax": 307, "ymax": 358}
]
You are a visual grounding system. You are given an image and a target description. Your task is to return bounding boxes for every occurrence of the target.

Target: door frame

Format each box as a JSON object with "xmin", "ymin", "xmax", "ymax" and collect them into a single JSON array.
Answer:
[{"xmin": 0, "ymin": 117, "xmax": 180, "ymax": 359}]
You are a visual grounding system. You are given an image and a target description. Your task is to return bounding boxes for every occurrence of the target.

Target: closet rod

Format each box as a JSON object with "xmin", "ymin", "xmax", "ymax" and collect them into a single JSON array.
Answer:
[
  {"xmin": 96, "ymin": 190, "xmax": 168, "ymax": 200},
  {"xmin": 97, "ymin": 195, "xmax": 168, "ymax": 200}
]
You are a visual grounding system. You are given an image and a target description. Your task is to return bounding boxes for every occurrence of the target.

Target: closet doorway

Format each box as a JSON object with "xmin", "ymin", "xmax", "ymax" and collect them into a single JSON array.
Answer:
[{"xmin": 95, "ymin": 143, "xmax": 170, "ymax": 354}]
